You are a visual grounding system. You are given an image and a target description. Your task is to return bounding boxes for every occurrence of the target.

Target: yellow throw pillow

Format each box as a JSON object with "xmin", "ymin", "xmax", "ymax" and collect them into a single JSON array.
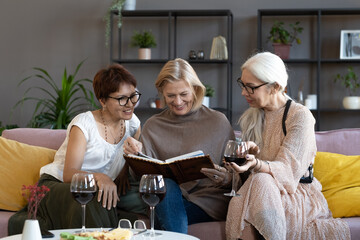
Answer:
[
  {"xmin": 314, "ymin": 152, "xmax": 360, "ymax": 218},
  {"xmin": 0, "ymin": 137, "xmax": 56, "ymax": 211}
]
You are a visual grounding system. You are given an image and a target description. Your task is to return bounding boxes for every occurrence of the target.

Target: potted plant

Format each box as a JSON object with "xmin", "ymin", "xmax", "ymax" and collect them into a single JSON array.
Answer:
[
  {"xmin": 267, "ymin": 21, "xmax": 303, "ymax": 59},
  {"xmin": 130, "ymin": 30, "xmax": 157, "ymax": 60},
  {"xmin": 13, "ymin": 60, "xmax": 98, "ymax": 129},
  {"xmin": 203, "ymin": 84, "xmax": 215, "ymax": 108},
  {"xmin": 21, "ymin": 183, "xmax": 50, "ymax": 240},
  {"xmin": 334, "ymin": 67, "xmax": 360, "ymax": 109}
]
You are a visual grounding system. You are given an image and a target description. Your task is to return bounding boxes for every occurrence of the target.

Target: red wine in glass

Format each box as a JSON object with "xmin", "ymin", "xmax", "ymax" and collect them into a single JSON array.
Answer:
[
  {"xmin": 224, "ymin": 140, "xmax": 248, "ymax": 197},
  {"xmin": 224, "ymin": 156, "xmax": 246, "ymax": 166},
  {"xmin": 140, "ymin": 192, "xmax": 166, "ymax": 207},
  {"xmin": 70, "ymin": 173, "xmax": 97, "ymax": 233},
  {"xmin": 72, "ymin": 191, "xmax": 96, "ymax": 205},
  {"xmin": 139, "ymin": 174, "xmax": 166, "ymax": 237}
]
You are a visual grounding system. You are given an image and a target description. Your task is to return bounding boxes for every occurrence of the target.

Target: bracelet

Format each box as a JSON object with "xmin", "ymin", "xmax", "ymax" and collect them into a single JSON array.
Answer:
[
  {"xmin": 254, "ymin": 159, "xmax": 262, "ymax": 173},
  {"xmin": 249, "ymin": 158, "xmax": 258, "ymax": 171}
]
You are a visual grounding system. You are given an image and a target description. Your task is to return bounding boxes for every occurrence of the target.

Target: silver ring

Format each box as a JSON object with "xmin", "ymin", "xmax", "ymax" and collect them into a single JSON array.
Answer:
[
  {"xmin": 213, "ymin": 174, "xmax": 219, "ymax": 180},
  {"xmin": 99, "ymin": 189, "xmax": 103, "ymax": 192}
]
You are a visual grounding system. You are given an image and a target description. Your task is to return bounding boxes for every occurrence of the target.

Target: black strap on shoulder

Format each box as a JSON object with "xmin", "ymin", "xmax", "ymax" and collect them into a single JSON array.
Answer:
[{"xmin": 282, "ymin": 99, "xmax": 292, "ymax": 136}]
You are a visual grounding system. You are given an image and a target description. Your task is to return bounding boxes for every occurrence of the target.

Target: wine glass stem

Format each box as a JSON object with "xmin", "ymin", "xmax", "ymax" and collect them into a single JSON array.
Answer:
[
  {"xmin": 231, "ymin": 172, "xmax": 237, "ymax": 193},
  {"xmin": 150, "ymin": 206, "xmax": 155, "ymax": 236},
  {"xmin": 81, "ymin": 204, "xmax": 86, "ymax": 233}
]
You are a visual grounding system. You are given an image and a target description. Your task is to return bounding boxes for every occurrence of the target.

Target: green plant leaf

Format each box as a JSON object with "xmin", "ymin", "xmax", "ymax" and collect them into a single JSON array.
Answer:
[
  {"xmin": 130, "ymin": 30, "xmax": 157, "ymax": 48},
  {"xmin": 267, "ymin": 21, "xmax": 303, "ymax": 45},
  {"xmin": 13, "ymin": 60, "xmax": 98, "ymax": 129}
]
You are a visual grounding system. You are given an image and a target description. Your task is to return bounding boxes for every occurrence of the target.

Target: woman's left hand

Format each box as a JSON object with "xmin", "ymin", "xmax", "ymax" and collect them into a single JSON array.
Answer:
[
  {"xmin": 201, "ymin": 164, "xmax": 231, "ymax": 186},
  {"xmin": 94, "ymin": 173, "xmax": 119, "ymax": 210}
]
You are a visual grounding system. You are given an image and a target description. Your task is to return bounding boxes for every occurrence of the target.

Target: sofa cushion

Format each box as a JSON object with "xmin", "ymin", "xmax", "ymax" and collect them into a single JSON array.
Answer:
[
  {"xmin": 314, "ymin": 151, "xmax": 360, "ymax": 218},
  {"xmin": 0, "ymin": 137, "xmax": 56, "ymax": 211}
]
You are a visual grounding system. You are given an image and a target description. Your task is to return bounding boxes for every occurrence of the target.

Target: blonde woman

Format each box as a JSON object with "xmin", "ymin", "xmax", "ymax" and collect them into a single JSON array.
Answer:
[{"xmin": 124, "ymin": 58, "xmax": 235, "ymax": 233}]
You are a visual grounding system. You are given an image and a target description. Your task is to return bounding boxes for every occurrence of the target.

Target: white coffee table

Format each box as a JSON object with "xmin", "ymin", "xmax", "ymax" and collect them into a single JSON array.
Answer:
[{"xmin": 0, "ymin": 228, "xmax": 200, "ymax": 240}]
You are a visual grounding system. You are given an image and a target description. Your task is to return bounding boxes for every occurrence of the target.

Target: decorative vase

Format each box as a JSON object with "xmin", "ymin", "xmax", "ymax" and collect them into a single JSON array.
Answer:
[
  {"xmin": 343, "ymin": 96, "xmax": 360, "ymax": 109},
  {"xmin": 272, "ymin": 43, "xmax": 291, "ymax": 59},
  {"xmin": 203, "ymin": 96, "xmax": 210, "ymax": 108},
  {"xmin": 124, "ymin": 0, "xmax": 136, "ymax": 10},
  {"xmin": 138, "ymin": 48, "xmax": 151, "ymax": 60},
  {"xmin": 22, "ymin": 219, "xmax": 42, "ymax": 240}
]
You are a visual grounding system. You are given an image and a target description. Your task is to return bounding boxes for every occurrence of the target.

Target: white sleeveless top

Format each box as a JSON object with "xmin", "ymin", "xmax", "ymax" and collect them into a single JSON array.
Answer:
[{"xmin": 40, "ymin": 111, "xmax": 140, "ymax": 181}]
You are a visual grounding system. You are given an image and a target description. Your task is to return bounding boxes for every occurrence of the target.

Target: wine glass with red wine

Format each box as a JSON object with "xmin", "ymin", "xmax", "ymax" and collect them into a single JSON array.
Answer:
[
  {"xmin": 70, "ymin": 173, "xmax": 97, "ymax": 233},
  {"xmin": 139, "ymin": 174, "xmax": 166, "ymax": 237},
  {"xmin": 224, "ymin": 140, "xmax": 248, "ymax": 197}
]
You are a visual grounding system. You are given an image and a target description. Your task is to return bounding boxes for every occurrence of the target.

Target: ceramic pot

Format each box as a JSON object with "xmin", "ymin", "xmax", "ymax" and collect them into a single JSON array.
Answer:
[
  {"xmin": 272, "ymin": 43, "xmax": 291, "ymax": 59},
  {"xmin": 203, "ymin": 96, "xmax": 210, "ymax": 108},
  {"xmin": 22, "ymin": 219, "xmax": 42, "ymax": 240},
  {"xmin": 343, "ymin": 96, "xmax": 360, "ymax": 109},
  {"xmin": 138, "ymin": 48, "xmax": 151, "ymax": 60}
]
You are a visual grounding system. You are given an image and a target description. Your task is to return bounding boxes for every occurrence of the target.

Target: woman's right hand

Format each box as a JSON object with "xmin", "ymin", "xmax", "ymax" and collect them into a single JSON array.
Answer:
[{"xmin": 123, "ymin": 137, "xmax": 143, "ymax": 155}]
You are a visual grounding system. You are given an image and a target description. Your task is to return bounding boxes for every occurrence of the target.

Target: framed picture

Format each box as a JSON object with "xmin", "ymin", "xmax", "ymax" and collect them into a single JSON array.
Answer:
[{"xmin": 340, "ymin": 30, "xmax": 360, "ymax": 59}]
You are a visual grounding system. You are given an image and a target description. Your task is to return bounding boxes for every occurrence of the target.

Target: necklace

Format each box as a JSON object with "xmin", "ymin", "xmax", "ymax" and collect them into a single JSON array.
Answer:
[{"xmin": 100, "ymin": 110, "xmax": 124, "ymax": 144}]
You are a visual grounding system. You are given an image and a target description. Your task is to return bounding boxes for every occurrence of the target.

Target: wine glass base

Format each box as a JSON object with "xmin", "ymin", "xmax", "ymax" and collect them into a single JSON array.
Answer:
[
  {"xmin": 144, "ymin": 232, "xmax": 162, "ymax": 237},
  {"xmin": 224, "ymin": 192, "xmax": 240, "ymax": 197}
]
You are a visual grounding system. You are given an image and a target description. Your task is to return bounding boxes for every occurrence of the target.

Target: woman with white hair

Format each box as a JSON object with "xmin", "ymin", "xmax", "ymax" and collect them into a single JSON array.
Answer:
[{"xmin": 226, "ymin": 52, "xmax": 350, "ymax": 239}]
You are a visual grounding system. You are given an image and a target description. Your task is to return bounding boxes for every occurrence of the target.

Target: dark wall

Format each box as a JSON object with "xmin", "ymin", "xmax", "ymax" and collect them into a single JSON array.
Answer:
[{"xmin": 1, "ymin": 0, "xmax": 360, "ymax": 130}]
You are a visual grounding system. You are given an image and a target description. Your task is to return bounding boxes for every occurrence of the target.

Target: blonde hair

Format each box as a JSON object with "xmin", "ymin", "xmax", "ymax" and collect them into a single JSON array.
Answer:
[
  {"xmin": 155, "ymin": 58, "xmax": 205, "ymax": 111},
  {"xmin": 239, "ymin": 52, "xmax": 288, "ymax": 147}
]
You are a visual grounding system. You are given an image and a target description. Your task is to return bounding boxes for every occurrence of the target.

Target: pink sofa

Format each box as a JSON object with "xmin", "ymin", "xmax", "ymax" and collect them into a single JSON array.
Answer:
[{"xmin": 1, "ymin": 128, "xmax": 359, "ymax": 239}]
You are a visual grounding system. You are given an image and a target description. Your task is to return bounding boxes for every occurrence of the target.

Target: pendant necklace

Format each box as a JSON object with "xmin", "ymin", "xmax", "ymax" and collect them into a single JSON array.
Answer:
[{"xmin": 100, "ymin": 109, "xmax": 124, "ymax": 144}]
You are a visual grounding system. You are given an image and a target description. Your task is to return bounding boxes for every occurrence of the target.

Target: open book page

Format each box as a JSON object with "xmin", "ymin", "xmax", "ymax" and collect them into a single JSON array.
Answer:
[
  {"xmin": 127, "ymin": 150, "xmax": 204, "ymax": 164},
  {"xmin": 165, "ymin": 150, "xmax": 204, "ymax": 163}
]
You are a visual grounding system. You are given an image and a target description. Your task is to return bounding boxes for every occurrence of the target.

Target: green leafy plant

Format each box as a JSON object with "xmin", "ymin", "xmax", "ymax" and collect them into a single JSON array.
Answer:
[
  {"xmin": 205, "ymin": 84, "xmax": 215, "ymax": 97},
  {"xmin": 130, "ymin": 30, "xmax": 157, "ymax": 48},
  {"xmin": 334, "ymin": 67, "xmax": 360, "ymax": 96},
  {"xmin": 0, "ymin": 121, "xmax": 19, "ymax": 136},
  {"xmin": 104, "ymin": 0, "xmax": 126, "ymax": 47},
  {"xmin": 267, "ymin": 21, "xmax": 303, "ymax": 45},
  {"xmin": 13, "ymin": 60, "xmax": 98, "ymax": 129}
]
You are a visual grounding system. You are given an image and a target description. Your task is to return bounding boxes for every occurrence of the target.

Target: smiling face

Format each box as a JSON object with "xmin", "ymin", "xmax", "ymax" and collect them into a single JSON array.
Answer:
[
  {"xmin": 240, "ymin": 69, "xmax": 273, "ymax": 109},
  {"xmin": 102, "ymin": 82, "xmax": 138, "ymax": 121},
  {"xmin": 162, "ymin": 80, "xmax": 194, "ymax": 116}
]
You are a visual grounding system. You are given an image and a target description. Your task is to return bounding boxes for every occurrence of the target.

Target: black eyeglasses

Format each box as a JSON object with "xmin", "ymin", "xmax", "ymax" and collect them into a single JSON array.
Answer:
[
  {"xmin": 237, "ymin": 78, "xmax": 268, "ymax": 94},
  {"xmin": 108, "ymin": 92, "xmax": 141, "ymax": 106}
]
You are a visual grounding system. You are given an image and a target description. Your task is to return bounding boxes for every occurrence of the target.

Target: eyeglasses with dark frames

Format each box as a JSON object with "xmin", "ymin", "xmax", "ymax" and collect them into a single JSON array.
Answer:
[
  {"xmin": 108, "ymin": 91, "xmax": 141, "ymax": 106},
  {"xmin": 237, "ymin": 78, "xmax": 268, "ymax": 94}
]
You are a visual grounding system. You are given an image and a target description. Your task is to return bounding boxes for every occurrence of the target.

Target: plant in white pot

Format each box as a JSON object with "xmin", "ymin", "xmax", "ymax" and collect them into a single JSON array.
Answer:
[
  {"xmin": 203, "ymin": 84, "xmax": 215, "ymax": 108},
  {"xmin": 130, "ymin": 30, "xmax": 157, "ymax": 60},
  {"xmin": 334, "ymin": 66, "xmax": 360, "ymax": 109},
  {"xmin": 21, "ymin": 183, "xmax": 50, "ymax": 240},
  {"xmin": 267, "ymin": 21, "xmax": 303, "ymax": 59}
]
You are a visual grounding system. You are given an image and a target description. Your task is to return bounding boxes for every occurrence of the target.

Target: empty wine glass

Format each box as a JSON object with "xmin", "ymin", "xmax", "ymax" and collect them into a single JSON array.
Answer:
[
  {"xmin": 224, "ymin": 140, "xmax": 248, "ymax": 197},
  {"xmin": 70, "ymin": 173, "xmax": 97, "ymax": 233},
  {"xmin": 139, "ymin": 174, "xmax": 166, "ymax": 237}
]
